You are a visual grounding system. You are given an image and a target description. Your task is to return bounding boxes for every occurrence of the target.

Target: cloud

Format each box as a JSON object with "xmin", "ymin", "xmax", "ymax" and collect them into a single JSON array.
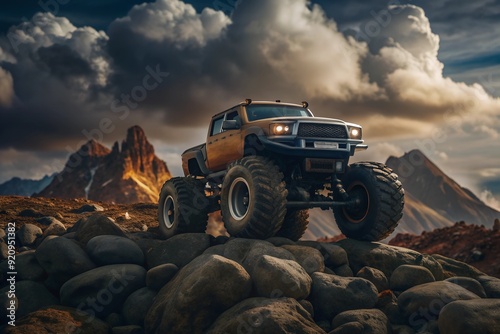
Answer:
[
  {"xmin": 480, "ymin": 189, "xmax": 500, "ymax": 211},
  {"xmin": 0, "ymin": 0, "xmax": 499, "ymax": 164}
]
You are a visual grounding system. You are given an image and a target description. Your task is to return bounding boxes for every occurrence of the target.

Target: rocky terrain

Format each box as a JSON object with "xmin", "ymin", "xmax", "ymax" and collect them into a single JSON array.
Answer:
[
  {"xmin": 35, "ymin": 126, "xmax": 171, "ymax": 204},
  {"xmin": 1, "ymin": 196, "xmax": 499, "ymax": 333},
  {"xmin": 390, "ymin": 220, "xmax": 500, "ymax": 278}
]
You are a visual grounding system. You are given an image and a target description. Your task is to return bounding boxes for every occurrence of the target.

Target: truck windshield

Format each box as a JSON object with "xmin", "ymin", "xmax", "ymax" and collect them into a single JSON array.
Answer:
[{"xmin": 246, "ymin": 105, "xmax": 312, "ymax": 121}]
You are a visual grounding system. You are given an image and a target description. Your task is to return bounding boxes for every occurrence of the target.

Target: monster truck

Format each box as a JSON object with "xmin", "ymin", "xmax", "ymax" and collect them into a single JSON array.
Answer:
[{"xmin": 158, "ymin": 99, "xmax": 404, "ymax": 241}]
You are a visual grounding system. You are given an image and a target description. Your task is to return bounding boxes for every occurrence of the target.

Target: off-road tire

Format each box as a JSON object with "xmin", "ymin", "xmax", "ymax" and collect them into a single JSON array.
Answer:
[
  {"xmin": 334, "ymin": 162, "xmax": 404, "ymax": 241},
  {"xmin": 158, "ymin": 177, "xmax": 209, "ymax": 238},
  {"xmin": 275, "ymin": 209, "xmax": 309, "ymax": 241},
  {"xmin": 221, "ymin": 156, "xmax": 287, "ymax": 239}
]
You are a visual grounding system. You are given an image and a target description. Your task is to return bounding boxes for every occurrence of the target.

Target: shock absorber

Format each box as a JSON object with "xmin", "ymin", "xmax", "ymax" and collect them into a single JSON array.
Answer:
[{"xmin": 331, "ymin": 174, "xmax": 350, "ymax": 202}]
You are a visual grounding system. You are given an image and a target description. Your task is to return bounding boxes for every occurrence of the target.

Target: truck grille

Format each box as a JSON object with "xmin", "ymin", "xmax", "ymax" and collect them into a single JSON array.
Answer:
[{"xmin": 298, "ymin": 123, "xmax": 348, "ymax": 139}]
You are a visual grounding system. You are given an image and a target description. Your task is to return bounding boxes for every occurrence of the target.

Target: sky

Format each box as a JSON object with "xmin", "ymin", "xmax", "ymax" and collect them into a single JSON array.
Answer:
[{"xmin": 0, "ymin": 0, "xmax": 499, "ymax": 210}]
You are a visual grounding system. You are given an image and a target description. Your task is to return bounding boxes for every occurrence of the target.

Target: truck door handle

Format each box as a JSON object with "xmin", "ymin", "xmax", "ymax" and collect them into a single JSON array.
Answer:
[{"xmin": 222, "ymin": 136, "xmax": 226, "ymax": 139}]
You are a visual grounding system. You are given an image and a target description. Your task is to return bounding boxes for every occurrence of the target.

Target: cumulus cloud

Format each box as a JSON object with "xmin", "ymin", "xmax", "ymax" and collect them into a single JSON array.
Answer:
[
  {"xmin": 0, "ymin": 0, "xmax": 499, "ymax": 153},
  {"xmin": 480, "ymin": 189, "xmax": 500, "ymax": 211}
]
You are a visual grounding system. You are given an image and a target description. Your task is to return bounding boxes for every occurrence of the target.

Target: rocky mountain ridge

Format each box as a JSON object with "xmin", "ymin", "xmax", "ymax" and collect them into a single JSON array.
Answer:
[
  {"xmin": 0, "ymin": 174, "xmax": 55, "ymax": 197},
  {"xmin": 36, "ymin": 126, "xmax": 171, "ymax": 204}
]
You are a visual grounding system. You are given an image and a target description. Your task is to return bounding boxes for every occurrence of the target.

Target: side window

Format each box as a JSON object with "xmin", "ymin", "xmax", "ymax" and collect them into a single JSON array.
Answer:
[
  {"xmin": 226, "ymin": 110, "xmax": 240, "ymax": 123},
  {"xmin": 210, "ymin": 116, "xmax": 224, "ymax": 136}
]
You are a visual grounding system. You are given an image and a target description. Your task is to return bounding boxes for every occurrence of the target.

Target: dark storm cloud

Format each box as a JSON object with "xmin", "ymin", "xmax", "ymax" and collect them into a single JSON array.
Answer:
[
  {"xmin": 38, "ymin": 44, "xmax": 94, "ymax": 79},
  {"xmin": 0, "ymin": 0, "xmax": 499, "ymax": 154}
]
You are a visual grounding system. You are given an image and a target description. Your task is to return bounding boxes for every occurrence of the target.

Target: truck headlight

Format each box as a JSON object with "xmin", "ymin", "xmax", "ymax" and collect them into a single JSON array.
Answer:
[
  {"xmin": 348, "ymin": 127, "xmax": 362, "ymax": 139},
  {"xmin": 270, "ymin": 124, "xmax": 292, "ymax": 135}
]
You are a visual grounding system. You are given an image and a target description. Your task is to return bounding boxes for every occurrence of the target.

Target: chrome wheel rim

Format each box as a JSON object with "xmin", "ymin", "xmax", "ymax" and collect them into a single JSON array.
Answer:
[{"xmin": 228, "ymin": 177, "xmax": 250, "ymax": 221}]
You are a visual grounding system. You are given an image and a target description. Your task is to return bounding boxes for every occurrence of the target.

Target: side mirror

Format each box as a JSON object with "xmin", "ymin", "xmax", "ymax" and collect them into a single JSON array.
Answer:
[{"xmin": 222, "ymin": 120, "xmax": 240, "ymax": 130}]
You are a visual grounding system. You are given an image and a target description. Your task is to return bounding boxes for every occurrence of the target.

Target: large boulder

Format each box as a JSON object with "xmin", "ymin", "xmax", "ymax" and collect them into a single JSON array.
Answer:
[
  {"xmin": 42, "ymin": 220, "xmax": 67, "ymax": 238},
  {"xmin": 86, "ymin": 235, "xmax": 144, "ymax": 266},
  {"xmin": 331, "ymin": 309, "xmax": 391, "ymax": 334},
  {"xmin": 310, "ymin": 272, "xmax": 378, "ymax": 321},
  {"xmin": 390, "ymin": 265, "xmax": 435, "ymax": 291},
  {"xmin": 1, "ymin": 280, "xmax": 59, "ymax": 318},
  {"xmin": 337, "ymin": 239, "xmax": 444, "ymax": 280},
  {"xmin": 4, "ymin": 305, "xmax": 109, "ymax": 334},
  {"xmin": 431, "ymin": 254, "xmax": 484, "ymax": 278},
  {"xmin": 138, "ymin": 233, "xmax": 211, "ymax": 269},
  {"xmin": 122, "ymin": 287, "xmax": 156, "ymax": 326},
  {"xmin": 146, "ymin": 263, "xmax": 179, "ymax": 290},
  {"xmin": 60, "ymin": 264, "xmax": 146, "ymax": 318},
  {"xmin": 281, "ymin": 245, "xmax": 325, "ymax": 275},
  {"xmin": 477, "ymin": 275, "xmax": 500, "ymax": 298},
  {"xmin": 444, "ymin": 277, "xmax": 487, "ymax": 298},
  {"xmin": 35, "ymin": 237, "xmax": 95, "ymax": 287},
  {"xmin": 318, "ymin": 243, "xmax": 349, "ymax": 268},
  {"xmin": 145, "ymin": 254, "xmax": 252, "ymax": 334},
  {"xmin": 73, "ymin": 214, "xmax": 127, "ymax": 244},
  {"xmin": 438, "ymin": 299, "xmax": 500, "ymax": 334},
  {"xmin": 356, "ymin": 267, "xmax": 389, "ymax": 292},
  {"xmin": 16, "ymin": 224, "xmax": 42, "ymax": 247},
  {"xmin": 219, "ymin": 239, "xmax": 296, "ymax": 272},
  {"xmin": 397, "ymin": 281, "xmax": 480, "ymax": 332},
  {"xmin": 251, "ymin": 255, "xmax": 311, "ymax": 299},
  {"xmin": 206, "ymin": 297, "xmax": 326, "ymax": 334},
  {"xmin": 13, "ymin": 250, "xmax": 45, "ymax": 281}
]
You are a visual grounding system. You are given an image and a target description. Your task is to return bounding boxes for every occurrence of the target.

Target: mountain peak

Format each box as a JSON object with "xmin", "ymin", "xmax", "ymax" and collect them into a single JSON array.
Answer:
[{"xmin": 80, "ymin": 139, "xmax": 111, "ymax": 157}]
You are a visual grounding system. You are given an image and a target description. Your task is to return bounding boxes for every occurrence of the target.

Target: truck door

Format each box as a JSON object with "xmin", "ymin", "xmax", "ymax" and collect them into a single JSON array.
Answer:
[{"xmin": 206, "ymin": 110, "xmax": 243, "ymax": 172}]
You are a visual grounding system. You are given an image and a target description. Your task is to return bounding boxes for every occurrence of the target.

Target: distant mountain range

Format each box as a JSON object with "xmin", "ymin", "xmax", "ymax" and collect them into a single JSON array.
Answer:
[
  {"xmin": 34, "ymin": 126, "xmax": 171, "ymax": 204},
  {"xmin": 304, "ymin": 149, "xmax": 499, "ymax": 239},
  {"xmin": 0, "ymin": 174, "xmax": 55, "ymax": 197}
]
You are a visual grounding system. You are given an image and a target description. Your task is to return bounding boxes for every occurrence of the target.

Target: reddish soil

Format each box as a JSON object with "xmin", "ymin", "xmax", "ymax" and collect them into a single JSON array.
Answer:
[{"xmin": 389, "ymin": 221, "xmax": 500, "ymax": 278}]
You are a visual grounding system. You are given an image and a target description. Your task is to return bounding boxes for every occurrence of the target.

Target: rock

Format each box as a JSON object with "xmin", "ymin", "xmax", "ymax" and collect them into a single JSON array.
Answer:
[
  {"xmin": 310, "ymin": 272, "xmax": 378, "ymax": 321},
  {"xmin": 438, "ymin": 299, "xmax": 500, "ymax": 334},
  {"xmin": 376, "ymin": 290, "xmax": 406, "ymax": 325},
  {"xmin": 36, "ymin": 216, "xmax": 63, "ymax": 226},
  {"xmin": 281, "ymin": 245, "xmax": 325, "ymax": 275},
  {"xmin": 1, "ymin": 280, "xmax": 59, "ymax": 318},
  {"xmin": 35, "ymin": 236, "xmax": 95, "ymax": 288},
  {"xmin": 145, "ymin": 254, "xmax": 252, "ymax": 334},
  {"xmin": 477, "ymin": 275, "xmax": 500, "ymax": 298},
  {"xmin": 337, "ymin": 239, "xmax": 444, "ymax": 280},
  {"xmin": 18, "ymin": 208, "xmax": 44, "ymax": 217},
  {"xmin": 213, "ymin": 235, "xmax": 230, "ymax": 245},
  {"xmin": 251, "ymin": 255, "xmax": 311, "ymax": 299},
  {"xmin": 493, "ymin": 218, "xmax": 500, "ymax": 231},
  {"xmin": 397, "ymin": 281, "xmax": 480, "ymax": 332},
  {"xmin": 4, "ymin": 305, "xmax": 109, "ymax": 334},
  {"xmin": 206, "ymin": 297, "xmax": 326, "ymax": 334},
  {"xmin": 432, "ymin": 254, "xmax": 485, "ymax": 278},
  {"xmin": 0, "ymin": 229, "xmax": 6, "ymax": 240},
  {"xmin": 15, "ymin": 250, "xmax": 45, "ymax": 281},
  {"xmin": 139, "ymin": 233, "xmax": 211, "ymax": 269},
  {"xmin": 72, "ymin": 203, "xmax": 105, "ymax": 213},
  {"xmin": 42, "ymin": 220, "xmax": 66, "ymax": 238},
  {"xmin": 444, "ymin": 277, "xmax": 487, "ymax": 298},
  {"xmin": 319, "ymin": 243, "xmax": 349, "ymax": 268},
  {"xmin": 60, "ymin": 264, "xmax": 146, "ymax": 318},
  {"xmin": 74, "ymin": 214, "xmax": 127, "ymax": 244},
  {"xmin": 331, "ymin": 309, "xmax": 391, "ymax": 334},
  {"xmin": 329, "ymin": 321, "xmax": 364, "ymax": 334},
  {"xmin": 203, "ymin": 244, "xmax": 225, "ymax": 256},
  {"xmin": 146, "ymin": 263, "xmax": 179, "ymax": 290},
  {"xmin": 16, "ymin": 224, "xmax": 42, "ymax": 247},
  {"xmin": 0, "ymin": 242, "xmax": 8, "ymax": 260},
  {"xmin": 86, "ymin": 235, "xmax": 145, "ymax": 266},
  {"xmin": 392, "ymin": 325, "xmax": 416, "ymax": 334},
  {"xmin": 299, "ymin": 299, "xmax": 314, "ymax": 317},
  {"xmin": 122, "ymin": 287, "xmax": 156, "ymax": 325},
  {"xmin": 390, "ymin": 265, "xmax": 435, "ymax": 291},
  {"xmin": 333, "ymin": 264, "xmax": 354, "ymax": 277},
  {"xmin": 111, "ymin": 325, "xmax": 144, "ymax": 334},
  {"xmin": 266, "ymin": 236, "xmax": 296, "ymax": 246},
  {"xmin": 106, "ymin": 312, "xmax": 124, "ymax": 327},
  {"xmin": 221, "ymin": 238, "xmax": 295, "ymax": 270},
  {"xmin": 356, "ymin": 266, "xmax": 388, "ymax": 292}
]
